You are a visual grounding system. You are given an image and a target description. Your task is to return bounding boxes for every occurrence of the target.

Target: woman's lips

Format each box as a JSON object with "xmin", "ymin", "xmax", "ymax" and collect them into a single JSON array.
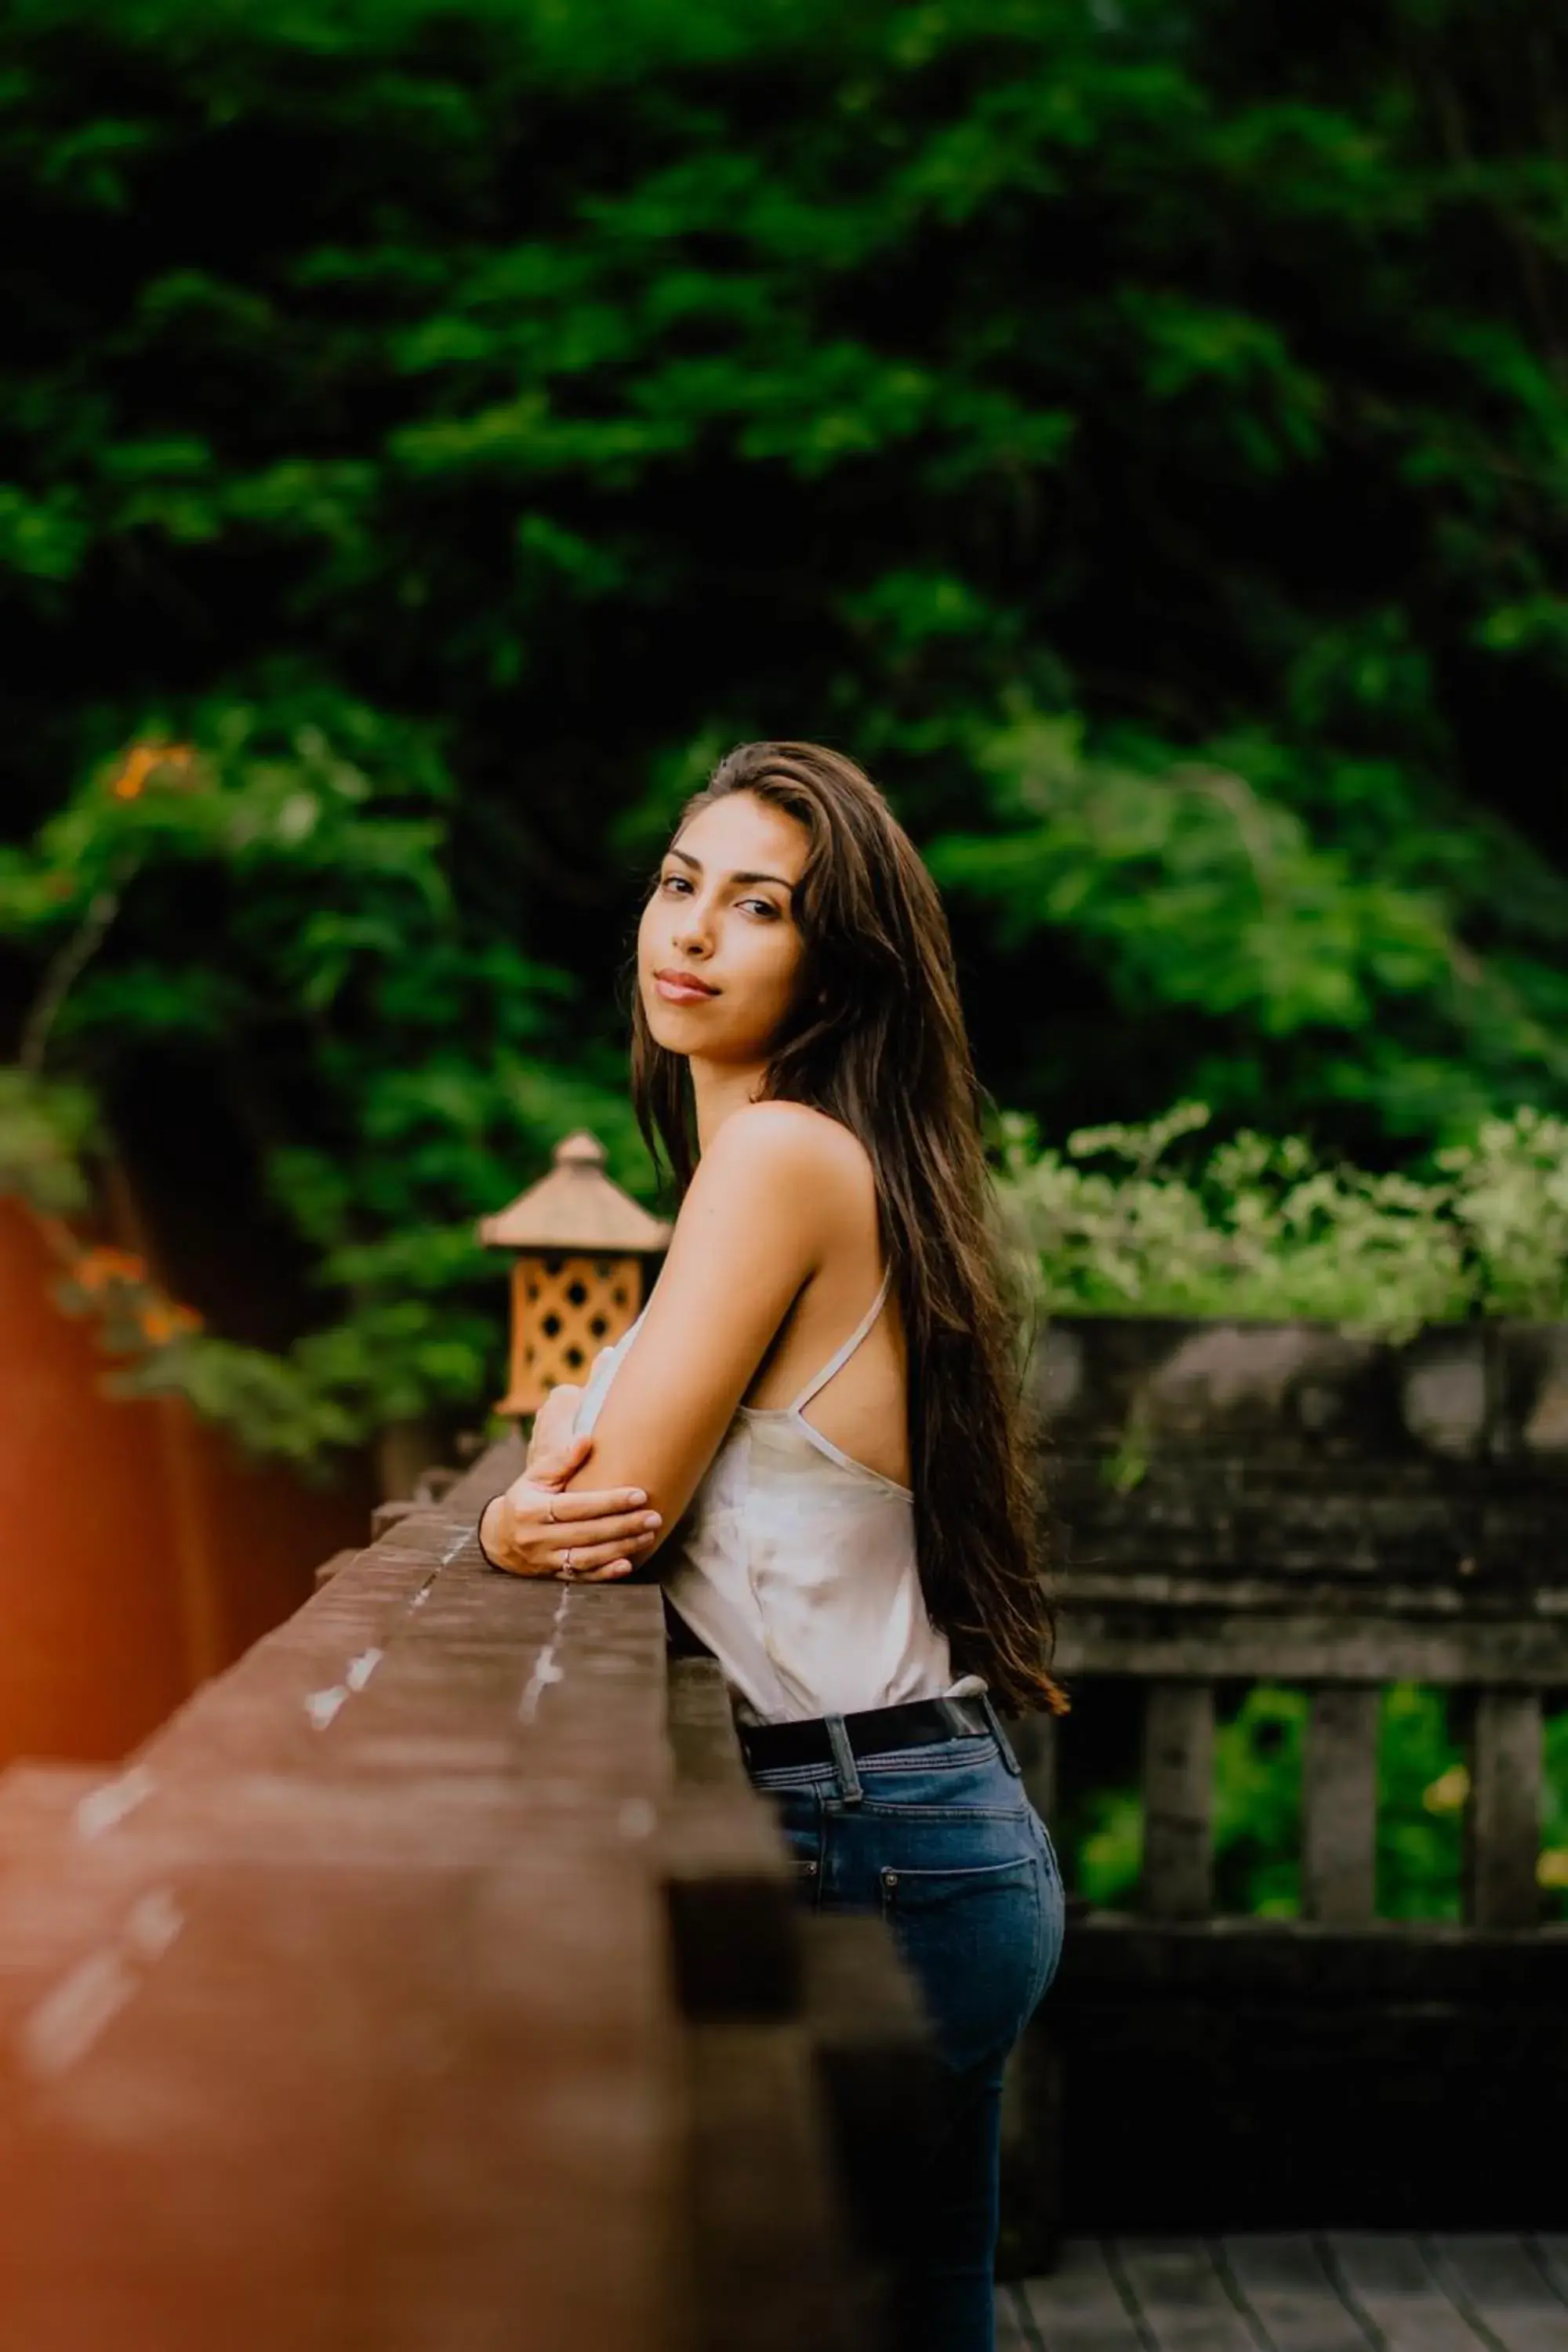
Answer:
[{"xmin": 653, "ymin": 973, "xmax": 718, "ymax": 1004}]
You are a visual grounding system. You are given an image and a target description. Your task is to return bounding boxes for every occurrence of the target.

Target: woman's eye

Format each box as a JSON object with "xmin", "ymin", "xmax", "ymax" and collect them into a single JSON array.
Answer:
[{"xmin": 659, "ymin": 873, "xmax": 775, "ymax": 919}]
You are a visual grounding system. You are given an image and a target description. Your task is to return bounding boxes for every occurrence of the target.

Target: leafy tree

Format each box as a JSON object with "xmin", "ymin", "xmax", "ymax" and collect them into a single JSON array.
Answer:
[{"xmin": 4, "ymin": 0, "xmax": 1568, "ymax": 1450}]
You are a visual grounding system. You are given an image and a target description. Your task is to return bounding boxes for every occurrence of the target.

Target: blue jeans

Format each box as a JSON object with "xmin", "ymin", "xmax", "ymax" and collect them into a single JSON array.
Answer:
[{"xmin": 749, "ymin": 1718, "xmax": 1064, "ymax": 2352}]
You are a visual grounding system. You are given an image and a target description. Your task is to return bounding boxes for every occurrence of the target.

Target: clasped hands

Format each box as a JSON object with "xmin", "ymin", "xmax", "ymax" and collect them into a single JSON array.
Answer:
[{"xmin": 477, "ymin": 1351, "xmax": 661, "ymax": 1584}]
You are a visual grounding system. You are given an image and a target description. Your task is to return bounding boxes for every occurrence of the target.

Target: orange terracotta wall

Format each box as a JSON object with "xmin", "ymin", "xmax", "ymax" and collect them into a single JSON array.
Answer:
[{"xmin": 0, "ymin": 1201, "xmax": 372, "ymax": 1766}]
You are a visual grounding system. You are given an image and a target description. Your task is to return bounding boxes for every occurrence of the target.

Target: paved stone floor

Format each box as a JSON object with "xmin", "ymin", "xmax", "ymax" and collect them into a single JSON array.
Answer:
[{"xmin": 1005, "ymin": 2236, "xmax": 1568, "ymax": 2350}]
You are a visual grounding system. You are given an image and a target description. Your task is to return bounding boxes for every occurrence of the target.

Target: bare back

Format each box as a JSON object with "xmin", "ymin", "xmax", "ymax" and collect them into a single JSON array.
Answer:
[{"xmin": 739, "ymin": 1116, "xmax": 911, "ymax": 1491}]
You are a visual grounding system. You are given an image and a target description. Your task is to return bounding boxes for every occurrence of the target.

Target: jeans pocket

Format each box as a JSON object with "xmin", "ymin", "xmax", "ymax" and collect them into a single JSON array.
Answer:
[
  {"xmin": 878, "ymin": 1853, "xmax": 1046, "ymax": 2073},
  {"xmin": 1032, "ymin": 1828, "xmax": 1065, "ymax": 2005}
]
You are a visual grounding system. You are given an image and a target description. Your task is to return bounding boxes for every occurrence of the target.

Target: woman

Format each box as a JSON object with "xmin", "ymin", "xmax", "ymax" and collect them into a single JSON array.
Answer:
[{"xmin": 478, "ymin": 740, "xmax": 1064, "ymax": 2352}]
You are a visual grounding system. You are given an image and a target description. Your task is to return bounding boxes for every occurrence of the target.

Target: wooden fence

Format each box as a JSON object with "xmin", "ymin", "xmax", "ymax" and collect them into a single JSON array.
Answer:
[
  {"xmin": 1007, "ymin": 1314, "xmax": 1568, "ymax": 2257},
  {"xmin": 0, "ymin": 1438, "xmax": 931, "ymax": 2350},
  {"xmin": 9, "ymin": 1308, "xmax": 1566, "ymax": 2321}
]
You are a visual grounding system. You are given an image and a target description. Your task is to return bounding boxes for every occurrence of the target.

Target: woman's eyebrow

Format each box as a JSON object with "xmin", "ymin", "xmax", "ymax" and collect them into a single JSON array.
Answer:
[{"xmin": 666, "ymin": 844, "xmax": 794, "ymax": 894}]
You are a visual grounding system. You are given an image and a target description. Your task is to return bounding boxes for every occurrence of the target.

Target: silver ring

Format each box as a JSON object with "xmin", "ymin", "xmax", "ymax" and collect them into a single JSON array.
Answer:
[{"xmin": 560, "ymin": 1547, "xmax": 575, "ymax": 1577}]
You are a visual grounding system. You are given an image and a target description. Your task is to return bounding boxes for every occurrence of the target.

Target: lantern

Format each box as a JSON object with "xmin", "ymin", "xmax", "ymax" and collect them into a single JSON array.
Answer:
[{"xmin": 477, "ymin": 1131, "xmax": 670, "ymax": 1417}]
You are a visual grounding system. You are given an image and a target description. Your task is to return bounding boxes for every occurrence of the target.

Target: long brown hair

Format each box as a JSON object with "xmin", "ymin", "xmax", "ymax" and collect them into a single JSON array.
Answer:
[{"xmin": 629, "ymin": 739, "xmax": 1062, "ymax": 1715}]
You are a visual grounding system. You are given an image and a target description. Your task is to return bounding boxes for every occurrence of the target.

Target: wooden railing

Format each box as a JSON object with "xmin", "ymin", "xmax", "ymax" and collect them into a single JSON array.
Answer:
[
  {"xmin": 0, "ymin": 1438, "xmax": 932, "ymax": 2350},
  {"xmin": 1041, "ymin": 1579, "xmax": 1560, "ymax": 1933},
  {"xmin": 1005, "ymin": 1314, "xmax": 1568, "ymax": 2258},
  {"xmin": 13, "ymin": 1310, "xmax": 1563, "ymax": 2308}
]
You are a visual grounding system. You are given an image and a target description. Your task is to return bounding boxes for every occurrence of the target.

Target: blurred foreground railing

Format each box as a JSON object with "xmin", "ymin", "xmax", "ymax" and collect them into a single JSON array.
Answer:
[
  {"xmin": 1006, "ymin": 1315, "xmax": 1568, "ymax": 2260},
  {"xmin": 0, "ymin": 1437, "xmax": 931, "ymax": 2350}
]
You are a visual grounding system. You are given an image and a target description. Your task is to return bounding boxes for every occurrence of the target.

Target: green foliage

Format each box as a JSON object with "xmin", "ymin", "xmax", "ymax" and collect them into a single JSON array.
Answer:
[
  {"xmin": 993, "ymin": 1101, "xmax": 1568, "ymax": 1333},
  {"xmin": 930, "ymin": 711, "xmax": 1461, "ymax": 1047},
  {"xmin": 0, "ymin": 691, "xmax": 645, "ymax": 1459},
  {"xmin": 0, "ymin": 1070, "xmax": 99, "ymax": 1217},
  {"xmin": 5, "ymin": 0, "xmax": 1568, "ymax": 1449},
  {"xmin": 1377, "ymin": 1685, "xmax": 1466, "ymax": 1926},
  {"xmin": 2, "ymin": 1, "xmax": 1568, "ymax": 1106},
  {"xmin": 1438, "ymin": 1109, "xmax": 1568, "ymax": 1321}
]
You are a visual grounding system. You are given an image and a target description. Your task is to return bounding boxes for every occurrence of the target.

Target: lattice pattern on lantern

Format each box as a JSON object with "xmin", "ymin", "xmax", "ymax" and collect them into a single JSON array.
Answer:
[{"xmin": 502, "ymin": 1252, "xmax": 641, "ymax": 1416}]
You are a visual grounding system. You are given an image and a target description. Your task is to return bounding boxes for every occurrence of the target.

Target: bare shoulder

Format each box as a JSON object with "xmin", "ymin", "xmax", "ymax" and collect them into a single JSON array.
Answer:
[
  {"xmin": 565, "ymin": 1105, "xmax": 878, "ymax": 1522},
  {"xmin": 690, "ymin": 1103, "xmax": 874, "ymax": 1263},
  {"xmin": 702, "ymin": 1101, "xmax": 873, "ymax": 1198}
]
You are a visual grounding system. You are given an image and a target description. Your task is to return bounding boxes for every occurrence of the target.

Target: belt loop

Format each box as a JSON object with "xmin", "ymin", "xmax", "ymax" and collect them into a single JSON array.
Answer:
[
  {"xmin": 980, "ymin": 1690, "xmax": 1023, "ymax": 1777},
  {"xmin": 823, "ymin": 1712, "xmax": 864, "ymax": 1806}
]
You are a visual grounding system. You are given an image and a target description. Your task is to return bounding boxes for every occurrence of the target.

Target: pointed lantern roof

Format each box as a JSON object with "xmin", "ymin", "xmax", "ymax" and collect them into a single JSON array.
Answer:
[{"xmin": 476, "ymin": 1130, "xmax": 670, "ymax": 1254}]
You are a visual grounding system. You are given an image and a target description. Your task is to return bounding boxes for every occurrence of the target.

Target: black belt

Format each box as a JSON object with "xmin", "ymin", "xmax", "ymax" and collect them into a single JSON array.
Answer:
[{"xmin": 738, "ymin": 1692, "xmax": 993, "ymax": 1774}]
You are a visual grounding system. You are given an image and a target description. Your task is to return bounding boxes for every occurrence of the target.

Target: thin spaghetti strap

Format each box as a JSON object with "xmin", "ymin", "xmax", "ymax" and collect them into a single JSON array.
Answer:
[{"xmin": 789, "ymin": 1265, "xmax": 893, "ymax": 1414}]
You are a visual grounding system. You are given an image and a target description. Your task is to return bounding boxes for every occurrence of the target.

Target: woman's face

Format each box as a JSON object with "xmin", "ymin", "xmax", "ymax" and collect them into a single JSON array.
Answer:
[{"xmin": 637, "ymin": 790, "xmax": 811, "ymax": 1065}]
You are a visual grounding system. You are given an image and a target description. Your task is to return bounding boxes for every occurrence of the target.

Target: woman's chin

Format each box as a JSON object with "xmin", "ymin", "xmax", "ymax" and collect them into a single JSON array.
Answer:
[{"xmin": 644, "ymin": 999, "xmax": 704, "ymax": 1050}]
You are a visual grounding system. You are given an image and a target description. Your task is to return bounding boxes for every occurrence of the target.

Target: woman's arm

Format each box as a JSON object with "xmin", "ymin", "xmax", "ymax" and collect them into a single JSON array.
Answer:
[{"xmin": 556, "ymin": 1104, "xmax": 837, "ymax": 1545}]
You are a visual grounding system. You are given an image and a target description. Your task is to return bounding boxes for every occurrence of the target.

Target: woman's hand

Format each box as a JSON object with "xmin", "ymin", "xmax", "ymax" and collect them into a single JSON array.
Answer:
[
  {"xmin": 478, "ymin": 1425, "xmax": 662, "ymax": 1583},
  {"xmin": 525, "ymin": 1359, "xmax": 605, "ymax": 1472}
]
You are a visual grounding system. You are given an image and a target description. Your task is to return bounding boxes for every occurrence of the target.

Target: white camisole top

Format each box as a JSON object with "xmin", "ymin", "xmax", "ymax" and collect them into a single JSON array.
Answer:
[{"xmin": 572, "ymin": 1267, "xmax": 981, "ymax": 1725}]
